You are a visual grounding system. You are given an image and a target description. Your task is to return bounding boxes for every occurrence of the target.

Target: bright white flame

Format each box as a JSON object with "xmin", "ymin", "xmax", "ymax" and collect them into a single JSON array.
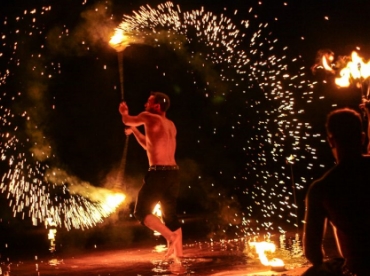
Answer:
[
  {"xmin": 153, "ymin": 202, "xmax": 162, "ymax": 218},
  {"xmin": 103, "ymin": 193, "xmax": 125, "ymax": 213},
  {"xmin": 48, "ymin": 229, "xmax": 56, "ymax": 240},
  {"xmin": 249, "ymin": 241, "xmax": 285, "ymax": 267},
  {"xmin": 152, "ymin": 202, "xmax": 163, "ymax": 236}
]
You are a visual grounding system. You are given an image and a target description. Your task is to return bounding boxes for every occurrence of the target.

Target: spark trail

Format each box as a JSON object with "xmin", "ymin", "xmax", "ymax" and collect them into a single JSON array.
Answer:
[
  {"xmin": 112, "ymin": 2, "xmax": 326, "ymax": 234},
  {"xmin": 0, "ymin": 5, "xmax": 124, "ymax": 230}
]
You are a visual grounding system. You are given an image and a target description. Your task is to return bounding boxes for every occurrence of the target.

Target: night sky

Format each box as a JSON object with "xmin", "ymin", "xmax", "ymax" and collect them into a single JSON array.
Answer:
[{"xmin": 1, "ymin": 0, "xmax": 370, "ymax": 239}]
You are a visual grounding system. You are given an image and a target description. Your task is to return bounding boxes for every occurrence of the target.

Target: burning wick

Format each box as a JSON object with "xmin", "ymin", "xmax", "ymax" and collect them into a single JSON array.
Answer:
[
  {"xmin": 109, "ymin": 28, "xmax": 130, "ymax": 52},
  {"xmin": 249, "ymin": 241, "xmax": 285, "ymax": 271}
]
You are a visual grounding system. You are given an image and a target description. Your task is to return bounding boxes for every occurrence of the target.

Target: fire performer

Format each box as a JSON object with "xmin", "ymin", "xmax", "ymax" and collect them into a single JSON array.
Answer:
[
  {"xmin": 118, "ymin": 92, "xmax": 183, "ymax": 261},
  {"xmin": 359, "ymin": 98, "xmax": 370, "ymax": 153},
  {"xmin": 303, "ymin": 108, "xmax": 370, "ymax": 276}
]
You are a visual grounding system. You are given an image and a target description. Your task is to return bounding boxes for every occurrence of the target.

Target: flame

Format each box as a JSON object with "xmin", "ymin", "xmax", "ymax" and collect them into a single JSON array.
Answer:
[
  {"xmin": 48, "ymin": 228, "xmax": 57, "ymax": 240},
  {"xmin": 249, "ymin": 241, "xmax": 285, "ymax": 267},
  {"xmin": 153, "ymin": 202, "xmax": 162, "ymax": 218},
  {"xmin": 335, "ymin": 51, "xmax": 370, "ymax": 87},
  {"xmin": 322, "ymin": 53, "xmax": 334, "ymax": 72},
  {"xmin": 109, "ymin": 28, "xmax": 130, "ymax": 52},
  {"xmin": 318, "ymin": 50, "xmax": 370, "ymax": 88},
  {"xmin": 152, "ymin": 202, "xmax": 163, "ymax": 236},
  {"xmin": 104, "ymin": 193, "xmax": 125, "ymax": 212}
]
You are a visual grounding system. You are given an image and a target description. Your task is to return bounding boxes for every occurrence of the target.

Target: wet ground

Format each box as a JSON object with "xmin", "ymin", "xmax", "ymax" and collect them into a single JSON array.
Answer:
[
  {"xmin": 0, "ymin": 215, "xmax": 340, "ymax": 275},
  {"xmin": 0, "ymin": 238, "xmax": 310, "ymax": 275}
]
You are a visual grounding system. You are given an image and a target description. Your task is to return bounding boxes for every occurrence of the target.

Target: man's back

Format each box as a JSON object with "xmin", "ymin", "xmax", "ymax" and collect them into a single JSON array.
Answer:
[
  {"xmin": 307, "ymin": 155, "xmax": 370, "ymax": 272},
  {"xmin": 143, "ymin": 112, "xmax": 177, "ymax": 166}
]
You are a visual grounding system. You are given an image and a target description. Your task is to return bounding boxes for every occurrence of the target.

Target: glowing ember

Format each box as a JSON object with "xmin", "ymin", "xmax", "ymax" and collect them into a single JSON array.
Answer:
[{"xmin": 249, "ymin": 241, "xmax": 285, "ymax": 267}]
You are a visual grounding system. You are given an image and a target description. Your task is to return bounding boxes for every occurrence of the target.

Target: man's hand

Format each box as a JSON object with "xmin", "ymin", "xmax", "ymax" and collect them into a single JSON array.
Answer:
[
  {"xmin": 359, "ymin": 98, "xmax": 370, "ymax": 111},
  {"xmin": 119, "ymin": 101, "xmax": 129, "ymax": 115},
  {"xmin": 125, "ymin": 127, "xmax": 133, "ymax": 136}
]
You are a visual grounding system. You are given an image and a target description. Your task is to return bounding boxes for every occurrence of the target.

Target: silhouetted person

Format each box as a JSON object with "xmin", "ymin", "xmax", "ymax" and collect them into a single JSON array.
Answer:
[
  {"xmin": 359, "ymin": 97, "xmax": 370, "ymax": 153},
  {"xmin": 118, "ymin": 92, "xmax": 183, "ymax": 263},
  {"xmin": 303, "ymin": 108, "xmax": 370, "ymax": 276}
]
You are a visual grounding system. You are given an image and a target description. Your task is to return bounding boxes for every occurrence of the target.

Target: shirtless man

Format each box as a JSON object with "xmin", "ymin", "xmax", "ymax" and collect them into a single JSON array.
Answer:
[
  {"xmin": 303, "ymin": 108, "xmax": 370, "ymax": 276},
  {"xmin": 118, "ymin": 92, "xmax": 183, "ymax": 260}
]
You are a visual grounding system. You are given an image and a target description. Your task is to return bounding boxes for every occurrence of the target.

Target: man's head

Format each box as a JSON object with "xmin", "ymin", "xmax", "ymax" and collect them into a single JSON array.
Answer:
[
  {"xmin": 326, "ymin": 108, "xmax": 365, "ymax": 157},
  {"xmin": 144, "ymin": 91, "xmax": 170, "ymax": 114}
]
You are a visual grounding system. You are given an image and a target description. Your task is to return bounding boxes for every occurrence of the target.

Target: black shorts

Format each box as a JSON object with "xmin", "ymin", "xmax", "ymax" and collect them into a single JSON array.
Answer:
[{"xmin": 134, "ymin": 168, "xmax": 181, "ymax": 231}]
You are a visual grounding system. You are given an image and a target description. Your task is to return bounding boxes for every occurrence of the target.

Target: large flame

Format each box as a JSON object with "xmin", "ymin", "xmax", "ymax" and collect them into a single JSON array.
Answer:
[
  {"xmin": 335, "ymin": 51, "xmax": 370, "ymax": 87},
  {"xmin": 249, "ymin": 241, "xmax": 285, "ymax": 267},
  {"xmin": 317, "ymin": 50, "xmax": 370, "ymax": 88}
]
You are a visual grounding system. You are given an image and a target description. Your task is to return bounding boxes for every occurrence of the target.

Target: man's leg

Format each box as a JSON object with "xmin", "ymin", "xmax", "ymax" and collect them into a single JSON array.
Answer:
[
  {"xmin": 173, "ymin": 228, "xmax": 183, "ymax": 257},
  {"xmin": 143, "ymin": 214, "xmax": 182, "ymax": 259},
  {"xmin": 143, "ymin": 214, "xmax": 176, "ymax": 241}
]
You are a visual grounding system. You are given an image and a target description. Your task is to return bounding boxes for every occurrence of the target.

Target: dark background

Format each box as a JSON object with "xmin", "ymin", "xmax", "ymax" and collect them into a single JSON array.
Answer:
[{"xmin": 1, "ymin": 0, "xmax": 370, "ymax": 259}]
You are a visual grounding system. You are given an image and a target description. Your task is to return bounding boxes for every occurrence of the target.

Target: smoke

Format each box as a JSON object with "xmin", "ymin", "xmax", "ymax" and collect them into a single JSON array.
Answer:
[
  {"xmin": 46, "ymin": 1, "xmax": 116, "ymax": 56},
  {"xmin": 23, "ymin": 82, "xmax": 53, "ymax": 162},
  {"xmin": 45, "ymin": 167, "xmax": 125, "ymax": 203}
]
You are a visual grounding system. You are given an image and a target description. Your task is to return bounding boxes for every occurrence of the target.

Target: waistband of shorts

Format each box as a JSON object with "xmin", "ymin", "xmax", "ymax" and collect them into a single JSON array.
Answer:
[{"xmin": 148, "ymin": 165, "xmax": 179, "ymax": 171}]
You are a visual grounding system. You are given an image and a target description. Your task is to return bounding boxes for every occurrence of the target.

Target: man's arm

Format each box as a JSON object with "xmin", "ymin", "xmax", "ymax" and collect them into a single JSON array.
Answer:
[
  {"xmin": 126, "ymin": 127, "xmax": 147, "ymax": 150},
  {"xmin": 119, "ymin": 101, "xmax": 156, "ymax": 126},
  {"xmin": 119, "ymin": 102, "xmax": 151, "ymax": 150},
  {"xmin": 303, "ymin": 183, "xmax": 327, "ymax": 266}
]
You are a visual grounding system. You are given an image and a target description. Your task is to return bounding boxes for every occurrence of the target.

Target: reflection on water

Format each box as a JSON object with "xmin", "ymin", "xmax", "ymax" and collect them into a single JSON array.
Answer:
[{"xmin": 0, "ymin": 232, "xmax": 309, "ymax": 275}]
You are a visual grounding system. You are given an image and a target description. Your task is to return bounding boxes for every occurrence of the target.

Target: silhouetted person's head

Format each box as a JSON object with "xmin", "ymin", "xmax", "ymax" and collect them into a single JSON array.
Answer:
[{"xmin": 326, "ymin": 108, "xmax": 365, "ymax": 162}]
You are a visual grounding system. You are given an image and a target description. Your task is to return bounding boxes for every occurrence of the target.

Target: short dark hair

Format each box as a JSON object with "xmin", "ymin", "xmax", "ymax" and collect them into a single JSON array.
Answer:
[
  {"xmin": 326, "ymin": 108, "xmax": 363, "ymax": 145},
  {"xmin": 151, "ymin": 91, "xmax": 170, "ymax": 112}
]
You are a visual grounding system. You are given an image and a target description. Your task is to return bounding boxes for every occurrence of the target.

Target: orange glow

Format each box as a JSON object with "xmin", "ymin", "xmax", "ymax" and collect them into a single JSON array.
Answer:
[{"xmin": 249, "ymin": 241, "xmax": 285, "ymax": 267}]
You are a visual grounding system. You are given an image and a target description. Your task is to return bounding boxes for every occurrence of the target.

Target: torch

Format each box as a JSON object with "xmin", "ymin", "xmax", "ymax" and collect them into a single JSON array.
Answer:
[
  {"xmin": 109, "ymin": 28, "xmax": 131, "ymax": 191},
  {"xmin": 314, "ymin": 50, "xmax": 370, "ymax": 151}
]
